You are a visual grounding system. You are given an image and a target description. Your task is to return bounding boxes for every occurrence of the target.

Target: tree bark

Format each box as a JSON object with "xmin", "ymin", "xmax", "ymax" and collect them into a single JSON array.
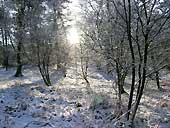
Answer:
[
  {"xmin": 155, "ymin": 71, "xmax": 160, "ymax": 89},
  {"xmin": 131, "ymin": 37, "xmax": 149, "ymax": 121},
  {"xmin": 14, "ymin": 41, "xmax": 23, "ymax": 77},
  {"xmin": 4, "ymin": 29, "xmax": 9, "ymax": 71},
  {"xmin": 123, "ymin": 0, "xmax": 136, "ymax": 120},
  {"xmin": 37, "ymin": 43, "xmax": 52, "ymax": 86},
  {"xmin": 14, "ymin": 2, "xmax": 25, "ymax": 77}
]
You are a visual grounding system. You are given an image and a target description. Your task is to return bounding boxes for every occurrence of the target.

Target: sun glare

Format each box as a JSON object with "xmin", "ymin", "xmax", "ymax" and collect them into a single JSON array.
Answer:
[
  {"xmin": 67, "ymin": 27, "xmax": 80, "ymax": 44},
  {"xmin": 66, "ymin": 0, "xmax": 80, "ymax": 45}
]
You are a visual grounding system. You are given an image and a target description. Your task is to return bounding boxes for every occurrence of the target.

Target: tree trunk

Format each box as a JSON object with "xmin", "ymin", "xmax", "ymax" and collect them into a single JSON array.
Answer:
[
  {"xmin": 131, "ymin": 38, "xmax": 149, "ymax": 122},
  {"xmin": 38, "ymin": 65, "xmax": 52, "ymax": 86},
  {"xmin": 136, "ymin": 63, "xmax": 142, "ymax": 99},
  {"xmin": 1, "ymin": 28, "xmax": 9, "ymax": 71},
  {"xmin": 37, "ymin": 43, "xmax": 52, "ymax": 86},
  {"xmin": 1, "ymin": 28, "xmax": 6, "ymax": 68},
  {"xmin": 135, "ymin": 19, "xmax": 142, "ymax": 100},
  {"xmin": 124, "ymin": 0, "xmax": 136, "ymax": 120},
  {"xmin": 115, "ymin": 61, "xmax": 125, "ymax": 117},
  {"xmin": 14, "ymin": 42, "xmax": 23, "ymax": 77},
  {"xmin": 155, "ymin": 71, "xmax": 160, "ymax": 89},
  {"xmin": 4, "ymin": 29, "xmax": 9, "ymax": 71},
  {"xmin": 120, "ymin": 79, "xmax": 126, "ymax": 94},
  {"xmin": 14, "ymin": 1, "xmax": 25, "ymax": 77}
]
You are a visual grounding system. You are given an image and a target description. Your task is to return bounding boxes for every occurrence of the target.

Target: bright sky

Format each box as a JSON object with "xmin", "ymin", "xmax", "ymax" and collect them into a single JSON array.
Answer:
[
  {"xmin": 69, "ymin": 0, "xmax": 80, "ymax": 15},
  {"xmin": 67, "ymin": 0, "xmax": 80, "ymax": 45}
]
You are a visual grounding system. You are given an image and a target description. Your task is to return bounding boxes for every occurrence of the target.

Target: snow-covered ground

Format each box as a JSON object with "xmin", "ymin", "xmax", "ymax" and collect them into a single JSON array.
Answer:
[{"xmin": 0, "ymin": 65, "xmax": 169, "ymax": 128}]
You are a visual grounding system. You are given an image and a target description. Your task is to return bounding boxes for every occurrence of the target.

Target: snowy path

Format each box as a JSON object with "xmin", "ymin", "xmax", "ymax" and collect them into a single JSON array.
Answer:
[{"xmin": 0, "ymin": 65, "xmax": 169, "ymax": 128}]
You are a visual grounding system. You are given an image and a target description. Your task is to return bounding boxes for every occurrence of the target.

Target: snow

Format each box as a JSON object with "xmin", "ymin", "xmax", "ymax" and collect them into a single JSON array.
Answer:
[{"xmin": 0, "ymin": 65, "xmax": 169, "ymax": 128}]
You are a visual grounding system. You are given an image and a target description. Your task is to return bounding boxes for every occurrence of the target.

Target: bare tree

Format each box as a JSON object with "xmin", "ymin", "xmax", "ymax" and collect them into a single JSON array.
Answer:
[
  {"xmin": 80, "ymin": 41, "xmax": 90, "ymax": 86},
  {"xmin": 81, "ymin": 0, "xmax": 170, "ymax": 125}
]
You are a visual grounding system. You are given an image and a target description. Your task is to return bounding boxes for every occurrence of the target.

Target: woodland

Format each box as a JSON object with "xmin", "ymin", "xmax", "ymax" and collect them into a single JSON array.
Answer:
[{"xmin": 0, "ymin": 0, "xmax": 170, "ymax": 128}]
